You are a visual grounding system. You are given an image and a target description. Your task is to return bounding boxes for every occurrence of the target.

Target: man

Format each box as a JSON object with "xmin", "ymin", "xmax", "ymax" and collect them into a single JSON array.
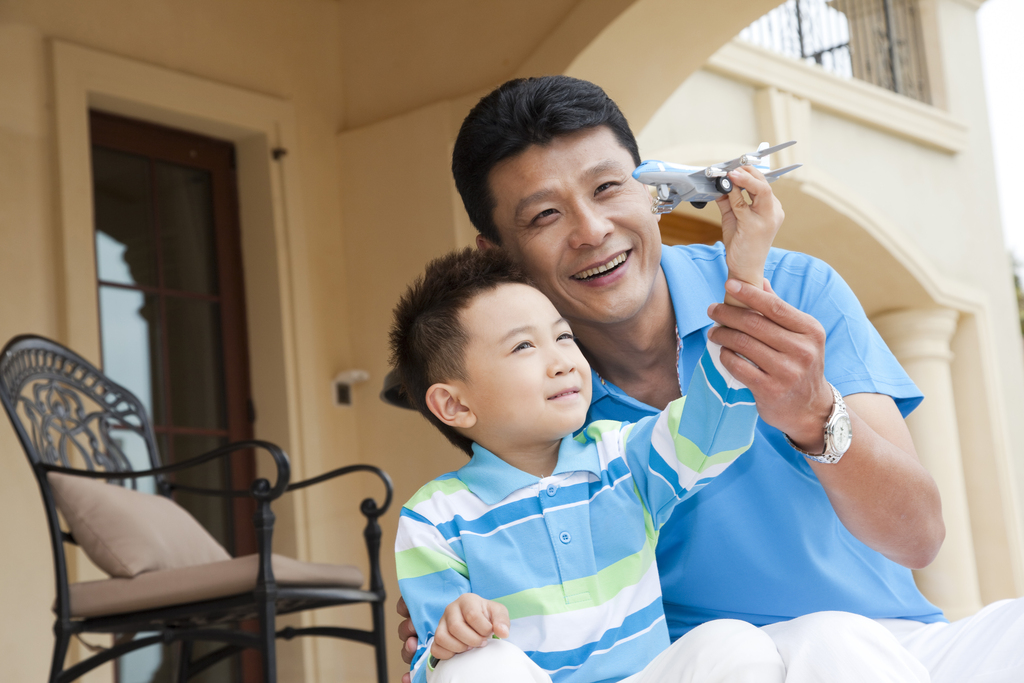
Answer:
[{"xmin": 392, "ymin": 76, "xmax": 1024, "ymax": 682}]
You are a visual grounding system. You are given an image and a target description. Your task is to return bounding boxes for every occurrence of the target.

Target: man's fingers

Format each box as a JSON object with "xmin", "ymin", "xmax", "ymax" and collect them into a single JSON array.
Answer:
[
  {"xmin": 398, "ymin": 615, "xmax": 417, "ymax": 642},
  {"xmin": 721, "ymin": 280, "xmax": 817, "ymax": 333},
  {"xmin": 397, "ymin": 596, "xmax": 411, "ymax": 619},
  {"xmin": 402, "ymin": 635, "xmax": 418, "ymax": 665},
  {"xmin": 708, "ymin": 320, "xmax": 781, "ymax": 373}
]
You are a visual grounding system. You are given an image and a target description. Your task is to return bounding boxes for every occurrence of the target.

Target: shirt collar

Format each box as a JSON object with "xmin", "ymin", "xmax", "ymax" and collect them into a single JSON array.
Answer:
[
  {"xmin": 660, "ymin": 244, "xmax": 719, "ymax": 339},
  {"xmin": 458, "ymin": 437, "xmax": 601, "ymax": 505},
  {"xmin": 590, "ymin": 244, "xmax": 718, "ymax": 405}
]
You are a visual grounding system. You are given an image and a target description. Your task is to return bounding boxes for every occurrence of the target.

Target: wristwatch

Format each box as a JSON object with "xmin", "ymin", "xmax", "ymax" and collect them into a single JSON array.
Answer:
[{"xmin": 784, "ymin": 383, "xmax": 852, "ymax": 464}]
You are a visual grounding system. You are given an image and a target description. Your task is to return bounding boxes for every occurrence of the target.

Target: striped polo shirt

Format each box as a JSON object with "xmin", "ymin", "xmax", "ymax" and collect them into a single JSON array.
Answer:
[{"xmin": 396, "ymin": 341, "xmax": 758, "ymax": 683}]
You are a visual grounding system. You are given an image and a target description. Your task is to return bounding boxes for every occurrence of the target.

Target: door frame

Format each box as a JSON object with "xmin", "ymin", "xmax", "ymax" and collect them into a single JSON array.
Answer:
[{"xmin": 52, "ymin": 40, "xmax": 320, "ymax": 680}]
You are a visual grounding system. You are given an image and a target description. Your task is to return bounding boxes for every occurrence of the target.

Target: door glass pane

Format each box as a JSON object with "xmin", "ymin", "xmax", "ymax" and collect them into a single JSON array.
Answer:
[
  {"xmin": 92, "ymin": 147, "xmax": 158, "ymax": 287},
  {"xmin": 171, "ymin": 433, "xmax": 231, "ymax": 550},
  {"xmin": 156, "ymin": 161, "xmax": 219, "ymax": 295},
  {"xmin": 98, "ymin": 286, "xmax": 165, "ymax": 427},
  {"xmin": 165, "ymin": 297, "xmax": 227, "ymax": 430}
]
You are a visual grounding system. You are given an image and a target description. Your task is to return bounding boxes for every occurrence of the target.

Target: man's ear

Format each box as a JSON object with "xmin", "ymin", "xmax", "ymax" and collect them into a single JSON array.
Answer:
[
  {"xmin": 476, "ymin": 234, "xmax": 497, "ymax": 251},
  {"xmin": 425, "ymin": 383, "xmax": 477, "ymax": 429}
]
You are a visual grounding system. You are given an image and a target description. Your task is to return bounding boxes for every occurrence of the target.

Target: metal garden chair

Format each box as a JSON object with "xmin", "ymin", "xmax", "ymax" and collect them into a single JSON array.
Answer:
[{"xmin": 0, "ymin": 334, "xmax": 391, "ymax": 683}]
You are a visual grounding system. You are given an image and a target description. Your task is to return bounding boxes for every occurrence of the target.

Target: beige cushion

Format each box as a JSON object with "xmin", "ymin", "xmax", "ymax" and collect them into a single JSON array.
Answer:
[
  {"xmin": 48, "ymin": 472, "xmax": 230, "ymax": 578},
  {"xmin": 68, "ymin": 554, "xmax": 365, "ymax": 618}
]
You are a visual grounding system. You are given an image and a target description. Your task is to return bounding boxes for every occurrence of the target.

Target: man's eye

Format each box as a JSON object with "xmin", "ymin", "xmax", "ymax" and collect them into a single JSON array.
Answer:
[
  {"xmin": 532, "ymin": 208, "xmax": 557, "ymax": 223},
  {"xmin": 595, "ymin": 181, "xmax": 617, "ymax": 194}
]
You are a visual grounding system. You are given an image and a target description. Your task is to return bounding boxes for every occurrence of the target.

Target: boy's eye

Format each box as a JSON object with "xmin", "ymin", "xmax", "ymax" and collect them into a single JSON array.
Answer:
[
  {"xmin": 556, "ymin": 332, "xmax": 575, "ymax": 342},
  {"xmin": 513, "ymin": 341, "xmax": 534, "ymax": 352}
]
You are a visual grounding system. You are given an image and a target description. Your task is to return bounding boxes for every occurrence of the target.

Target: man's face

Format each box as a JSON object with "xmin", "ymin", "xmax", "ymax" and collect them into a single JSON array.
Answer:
[
  {"xmin": 486, "ymin": 126, "xmax": 662, "ymax": 328},
  {"xmin": 456, "ymin": 284, "xmax": 592, "ymax": 454}
]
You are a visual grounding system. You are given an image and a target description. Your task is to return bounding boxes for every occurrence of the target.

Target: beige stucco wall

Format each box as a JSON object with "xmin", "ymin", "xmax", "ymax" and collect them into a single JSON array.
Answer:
[
  {"xmin": 632, "ymin": 0, "xmax": 1024, "ymax": 612},
  {"xmin": 1, "ymin": 0, "xmax": 1021, "ymax": 681}
]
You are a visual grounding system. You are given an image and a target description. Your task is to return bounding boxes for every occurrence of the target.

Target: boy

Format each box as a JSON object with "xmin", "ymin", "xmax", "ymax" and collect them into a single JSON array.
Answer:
[{"xmin": 389, "ymin": 220, "xmax": 928, "ymax": 682}]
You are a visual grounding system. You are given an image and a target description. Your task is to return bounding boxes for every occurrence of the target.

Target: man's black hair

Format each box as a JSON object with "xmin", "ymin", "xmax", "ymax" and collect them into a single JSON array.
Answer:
[{"xmin": 451, "ymin": 76, "xmax": 641, "ymax": 245}]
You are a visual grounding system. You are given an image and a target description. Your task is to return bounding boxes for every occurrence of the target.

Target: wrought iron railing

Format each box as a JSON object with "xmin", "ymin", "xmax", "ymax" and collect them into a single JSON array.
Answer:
[{"xmin": 739, "ymin": 0, "xmax": 931, "ymax": 104}]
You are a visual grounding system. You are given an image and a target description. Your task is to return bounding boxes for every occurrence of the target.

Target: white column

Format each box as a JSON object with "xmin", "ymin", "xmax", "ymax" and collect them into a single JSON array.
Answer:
[{"xmin": 872, "ymin": 307, "xmax": 982, "ymax": 621}]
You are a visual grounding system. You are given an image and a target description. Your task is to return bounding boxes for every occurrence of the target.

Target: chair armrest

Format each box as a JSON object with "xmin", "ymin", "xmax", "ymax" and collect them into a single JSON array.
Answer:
[
  {"xmin": 287, "ymin": 464, "xmax": 393, "ymax": 518},
  {"xmin": 40, "ymin": 440, "xmax": 291, "ymax": 502}
]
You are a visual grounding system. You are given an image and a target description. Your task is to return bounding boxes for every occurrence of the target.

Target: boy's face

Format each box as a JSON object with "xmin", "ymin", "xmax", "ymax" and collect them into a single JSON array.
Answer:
[
  {"xmin": 484, "ymin": 126, "xmax": 663, "ymax": 329},
  {"xmin": 453, "ymin": 283, "xmax": 592, "ymax": 454}
]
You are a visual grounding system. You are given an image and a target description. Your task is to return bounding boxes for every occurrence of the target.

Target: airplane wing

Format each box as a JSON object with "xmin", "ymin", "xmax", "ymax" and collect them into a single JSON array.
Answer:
[
  {"xmin": 714, "ymin": 140, "xmax": 798, "ymax": 173},
  {"xmin": 764, "ymin": 163, "xmax": 802, "ymax": 181}
]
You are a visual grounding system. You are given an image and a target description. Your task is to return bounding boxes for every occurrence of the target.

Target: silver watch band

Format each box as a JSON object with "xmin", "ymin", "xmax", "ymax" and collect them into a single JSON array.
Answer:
[{"xmin": 784, "ymin": 383, "xmax": 848, "ymax": 464}]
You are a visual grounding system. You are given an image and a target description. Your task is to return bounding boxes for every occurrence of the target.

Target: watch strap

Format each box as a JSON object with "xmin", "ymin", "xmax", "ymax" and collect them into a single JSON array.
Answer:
[{"xmin": 784, "ymin": 383, "xmax": 847, "ymax": 464}]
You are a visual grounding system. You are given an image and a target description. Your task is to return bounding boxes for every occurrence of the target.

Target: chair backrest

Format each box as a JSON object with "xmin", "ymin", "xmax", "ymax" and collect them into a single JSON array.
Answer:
[
  {"xmin": 0, "ymin": 335, "xmax": 163, "ymax": 481},
  {"xmin": 0, "ymin": 335, "xmax": 169, "ymax": 617}
]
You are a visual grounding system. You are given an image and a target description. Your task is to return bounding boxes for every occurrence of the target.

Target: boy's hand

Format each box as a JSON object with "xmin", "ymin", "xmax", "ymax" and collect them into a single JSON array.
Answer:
[
  {"xmin": 714, "ymin": 165, "xmax": 784, "ymax": 308},
  {"xmin": 431, "ymin": 593, "xmax": 511, "ymax": 661}
]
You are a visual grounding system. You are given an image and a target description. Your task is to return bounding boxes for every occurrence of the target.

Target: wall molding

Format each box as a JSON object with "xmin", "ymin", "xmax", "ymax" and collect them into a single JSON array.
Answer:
[{"xmin": 706, "ymin": 39, "xmax": 969, "ymax": 154}]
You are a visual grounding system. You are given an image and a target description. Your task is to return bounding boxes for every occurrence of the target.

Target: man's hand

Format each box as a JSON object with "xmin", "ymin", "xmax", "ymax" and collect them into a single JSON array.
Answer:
[
  {"xmin": 431, "ymin": 593, "xmax": 510, "ymax": 661},
  {"xmin": 397, "ymin": 596, "xmax": 418, "ymax": 683},
  {"xmin": 707, "ymin": 279, "xmax": 944, "ymax": 568},
  {"xmin": 714, "ymin": 166, "xmax": 784, "ymax": 308},
  {"xmin": 707, "ymin": 278, "xmax": 832, "ymax": 443}
]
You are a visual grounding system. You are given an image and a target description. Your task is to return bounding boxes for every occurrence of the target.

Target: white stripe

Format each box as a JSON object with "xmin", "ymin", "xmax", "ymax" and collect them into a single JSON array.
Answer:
[
  {"xmin": 543, "ymin": 616, "xmax": 667, "ymax": 675},
  {"xmin": 411, "ymin": 485, "xmax": 538, "ymax": 525},
  {"xmin": 696, "ymin": 353, "xmax": 756, "ymax": 407},
  {"xmin": 506, "ymin": 558, "xmax": 663, "ymax": 653},
  {"xmin": 395, "ymin": 516, "xmax": 463, "ymax": 563},
  {"xmin": 451, "ymin": 512, "xmax": 545, "ymax": 541}
]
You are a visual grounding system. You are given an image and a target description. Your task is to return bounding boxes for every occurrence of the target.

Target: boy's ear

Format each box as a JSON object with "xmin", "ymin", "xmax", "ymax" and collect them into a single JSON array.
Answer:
[{"xmin": 425, "ymin": 383, "xmax": 477, "ymax": 430}]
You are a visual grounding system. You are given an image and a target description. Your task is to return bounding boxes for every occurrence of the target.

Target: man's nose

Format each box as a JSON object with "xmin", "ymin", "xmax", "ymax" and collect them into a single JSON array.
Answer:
[{"xmin": 567, "ymin": 202, "xmax": 613, "ymax": 249}]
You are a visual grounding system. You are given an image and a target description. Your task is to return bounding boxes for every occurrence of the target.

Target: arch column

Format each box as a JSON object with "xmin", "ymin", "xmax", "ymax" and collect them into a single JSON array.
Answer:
[{"xmin": 872, "ymin": 307, "xmax": 982, "ymax": 620}]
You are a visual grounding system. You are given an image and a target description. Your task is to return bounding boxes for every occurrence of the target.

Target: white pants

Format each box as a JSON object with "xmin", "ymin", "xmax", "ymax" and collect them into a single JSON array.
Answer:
[
  {"xmin": 877, "ymin": 597, "xmax": 1024, "ymax": 683},
  {"xmin": 426, "ymin": 612, "xmax": 928, "ymax": 682}
]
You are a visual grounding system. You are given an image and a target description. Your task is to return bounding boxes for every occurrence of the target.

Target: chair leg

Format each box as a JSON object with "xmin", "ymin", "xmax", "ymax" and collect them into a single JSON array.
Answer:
[
  {"xmin": 372, "ymin": 600, "xmax": 388, "ymax": 683},
  {"xmin": 49, "ymin": 626, "xmax": 71, "ymax": 683},
  {"xmin": 260, "ymin": 601, "xmax": 277, "ymax": 683},
  {"xmin": 176, "ymin": 640, "xmax": 193, "ymax": 683}
]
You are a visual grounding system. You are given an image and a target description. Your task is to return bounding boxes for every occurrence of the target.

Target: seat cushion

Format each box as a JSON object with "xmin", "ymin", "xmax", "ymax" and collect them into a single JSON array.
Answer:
[
  {"xmin": 68, "ymin": 553, "xmax": 365, "ymax": 618},
  {"xmin": 48, "ymin": 472, "xmax": 231, "ymax": 577}
]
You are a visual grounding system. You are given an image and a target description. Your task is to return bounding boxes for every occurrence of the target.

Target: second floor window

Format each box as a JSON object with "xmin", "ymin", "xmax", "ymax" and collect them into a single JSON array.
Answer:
[{"xmin": 740, "ymin": 0, "xmax": 931, "ymax": 104}]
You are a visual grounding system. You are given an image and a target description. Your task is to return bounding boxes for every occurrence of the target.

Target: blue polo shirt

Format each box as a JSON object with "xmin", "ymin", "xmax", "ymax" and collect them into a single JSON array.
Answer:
[{"xmin": 587, "ymin": 243, "xmax": 946, "ymax": 638}]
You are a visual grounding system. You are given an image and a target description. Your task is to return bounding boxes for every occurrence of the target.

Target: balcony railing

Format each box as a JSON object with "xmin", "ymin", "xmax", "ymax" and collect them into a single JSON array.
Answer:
[{"xmin": 739, "ymin": 0, "xmax": 931, "ymax": 104}]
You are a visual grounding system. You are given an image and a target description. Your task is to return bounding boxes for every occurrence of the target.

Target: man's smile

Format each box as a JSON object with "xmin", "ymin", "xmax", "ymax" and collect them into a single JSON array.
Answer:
[{"xmin": 571, "ymin": 251, "xmax": 630, "ymax": 281}]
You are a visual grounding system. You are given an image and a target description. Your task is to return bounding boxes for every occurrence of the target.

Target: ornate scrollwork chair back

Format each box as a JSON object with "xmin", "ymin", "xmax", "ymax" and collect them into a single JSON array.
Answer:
[{"xmin": 1, "ymin": 334, "xmax": 391, "ymax": 683}]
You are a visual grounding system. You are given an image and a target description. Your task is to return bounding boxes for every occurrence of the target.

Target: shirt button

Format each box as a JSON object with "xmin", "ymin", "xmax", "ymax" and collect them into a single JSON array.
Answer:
[
  {"xmin": 546, "ymin": 484, "xmax": 558, "ymax": 496},
  {"xmin": 559, "ymin": 531, "xmax": 571, "ymax": 544}
]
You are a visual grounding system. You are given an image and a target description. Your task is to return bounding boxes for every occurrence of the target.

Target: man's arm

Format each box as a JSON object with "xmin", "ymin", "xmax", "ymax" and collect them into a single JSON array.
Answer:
[{"xmin": 706, "ymin": 279, "xmax": 944, "ymax": 569}]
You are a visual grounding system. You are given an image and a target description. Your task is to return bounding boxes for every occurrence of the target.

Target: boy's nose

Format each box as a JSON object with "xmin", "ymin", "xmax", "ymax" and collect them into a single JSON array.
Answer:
[{"xmin": 548, "ymin": 350, "xmax": 576, "ymax": 377}]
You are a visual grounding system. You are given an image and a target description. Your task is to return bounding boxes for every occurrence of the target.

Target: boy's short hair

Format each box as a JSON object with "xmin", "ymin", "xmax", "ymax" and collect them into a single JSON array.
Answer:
[
  {"xmin": 389, "ymin": 248, "xmax": 532, "ymax": 455},
  {"xmin": 451, "ymin": 75, "xmax": 641, "ymax": 245}
]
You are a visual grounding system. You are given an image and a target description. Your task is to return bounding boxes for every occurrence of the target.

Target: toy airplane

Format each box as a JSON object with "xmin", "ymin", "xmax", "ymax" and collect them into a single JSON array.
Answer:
[{"xmin": 633, "ymin": 141, "xmax": 801, "ymax": 213}]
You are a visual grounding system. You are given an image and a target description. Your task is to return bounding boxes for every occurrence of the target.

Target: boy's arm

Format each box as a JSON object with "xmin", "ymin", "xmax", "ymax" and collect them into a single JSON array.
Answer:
[
  {"xmin": 715, "ymin": 165, "xmax": 782, "ymax": 308},
  {"xmin": 589, "ymin": 321, "xmax": 759, "ymax": 529},
  {"xmin": 395, "ymin": 504, "xmax": 473, "ymax": 683}
]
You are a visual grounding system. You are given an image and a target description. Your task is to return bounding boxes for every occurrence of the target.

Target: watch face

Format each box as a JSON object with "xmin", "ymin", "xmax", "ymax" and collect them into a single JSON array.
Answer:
[{"xmin": 830, "ymin": 414, "xmax": 853, "ymax": 455}]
